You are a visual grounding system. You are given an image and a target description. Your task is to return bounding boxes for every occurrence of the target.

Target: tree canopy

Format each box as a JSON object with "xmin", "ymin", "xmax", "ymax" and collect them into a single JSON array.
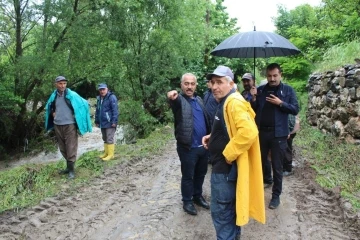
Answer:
[
  {"xmin": 0, "ymin": 0, "xmax": 240, "ymax": 155},
  {"xmin": 1, "ymin": 0, "xmax": 358, "ymax": 155},
  {"xmin": 269, "ymin": 0, "xmax": 360, "ymax": 91}
]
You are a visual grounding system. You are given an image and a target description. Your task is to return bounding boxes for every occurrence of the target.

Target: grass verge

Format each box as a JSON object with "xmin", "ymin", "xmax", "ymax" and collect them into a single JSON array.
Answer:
[
  {"xmin": 295, "ymin": 94, "xmax": 360, "ymax": 209},
  {"xmin": 0, "ymin": 125, "xmax": 173, "ymax": 213},
  {"xmin": 315, "ymin": 40, "xmax": 360, "ymax": 72}
]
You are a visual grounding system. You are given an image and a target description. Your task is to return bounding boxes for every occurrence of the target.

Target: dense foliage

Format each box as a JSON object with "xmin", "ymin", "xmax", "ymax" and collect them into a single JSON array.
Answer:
[
  {"xmin": 1, "ymin": 0, "xmax": 360, "ymax": 156},
  {"xmin": 271, "ymin": 0, "xmax": 360, "ymax": 88},
  {"xmin": 0, "ymin": 0, "xmax": 240, "ymax": 155}
]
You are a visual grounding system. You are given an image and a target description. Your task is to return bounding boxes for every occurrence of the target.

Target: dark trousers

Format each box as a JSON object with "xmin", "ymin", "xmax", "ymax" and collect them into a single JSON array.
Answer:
[
  {"xmin": 284, "ymin": 133, "xmax": 296, "ymax": 172},
  {"xmin": 101, "ymin": 127, "xmax": 116, "ymax": 144},
  {"xmin": 176, "ymin": 144, "xmax": 208, "ymax": 202},
  {"xmin": 54, "ymin": 124, "xmax": 78, "ymax": 162},
  {"xmin": 259, "ymin": 131, "xmax": 287, "ymax": 198}
]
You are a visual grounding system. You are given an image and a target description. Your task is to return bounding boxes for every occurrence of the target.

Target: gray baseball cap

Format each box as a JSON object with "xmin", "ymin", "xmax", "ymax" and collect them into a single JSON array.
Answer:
[
  {"xmin": 55, "ymin": 76, "xmax": 67, "ymax": 82},
  {"xmin": 206, "ymin": 65, "xmax": 234, "ymax": 80},
  {"xmin": 241, "ymin": 73, "xmax": 254, "ymax": 81}
]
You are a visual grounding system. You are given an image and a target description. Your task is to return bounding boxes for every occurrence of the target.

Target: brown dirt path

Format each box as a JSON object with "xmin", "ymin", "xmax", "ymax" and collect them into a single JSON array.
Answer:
[{"xmin": 0, "ymin": 140, "xmax": 359, "ymax": 240}]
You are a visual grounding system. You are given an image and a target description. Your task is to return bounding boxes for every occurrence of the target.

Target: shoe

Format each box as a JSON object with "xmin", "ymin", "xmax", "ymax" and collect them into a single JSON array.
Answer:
[
  {"xmin": 264, "ymin": 182, "xmax": 273, "ymax": 188},
  {"xmin": 99, "ymin": 143, "xmax": 108, "ymax": 158},
  {"xmin": 193, "ymin": 196, "xmax": 210, "ymax": 209},
  {"xmin": 102, "ymin": 144, "xmax": 115, "ymax": 161},
  {"xmin": 283, "ymin": 171, "xmax": 294, "ymax": 177},
  {"xmin": 183, "ymin": 202, "xmax": 197, "ymax": 215},
  {"xmin": 269, "ymin": 197, "xmax": 280, "ymax": 209}
]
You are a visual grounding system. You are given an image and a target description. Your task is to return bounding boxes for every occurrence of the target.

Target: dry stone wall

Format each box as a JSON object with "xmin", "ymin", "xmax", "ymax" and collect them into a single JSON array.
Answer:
[{"xmin": 307, "ymin": 64, "xmax": 360, "ymax": 144}]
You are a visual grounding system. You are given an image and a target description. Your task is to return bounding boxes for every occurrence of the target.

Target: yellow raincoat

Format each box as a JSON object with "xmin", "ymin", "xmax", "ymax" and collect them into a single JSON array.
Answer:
[{"xmin": 222, "ymin": 92, "xmax": 266, "ymax": 226}]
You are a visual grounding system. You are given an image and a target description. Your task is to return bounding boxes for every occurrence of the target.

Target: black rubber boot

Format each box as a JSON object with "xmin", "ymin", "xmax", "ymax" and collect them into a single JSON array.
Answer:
[
  {"xmin": 67, "ymin": 161, "xmax": 75, "ymax": 179},
  {"xmin": 58, "ymin": 161, "xmax": 70, "ymax": 175}
]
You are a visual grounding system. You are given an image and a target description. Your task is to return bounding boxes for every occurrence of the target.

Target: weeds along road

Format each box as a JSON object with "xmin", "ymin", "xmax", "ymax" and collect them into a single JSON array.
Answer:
[{"xmin": 0, "ymin": 139, "xmax": 359, "ymax": 240}]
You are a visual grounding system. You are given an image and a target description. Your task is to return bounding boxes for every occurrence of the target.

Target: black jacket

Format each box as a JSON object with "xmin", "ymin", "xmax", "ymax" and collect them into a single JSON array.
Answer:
[
  {"xmin": 203, "ymin": 89, "xmax": 218, "ymax": 127},
  {"xmin": 169, "ymin": 93, "xmax": 210, "ymax": 149},
  {"xmin": 251, "ymin": 82, "xmax": 299, "ymax": 137}
]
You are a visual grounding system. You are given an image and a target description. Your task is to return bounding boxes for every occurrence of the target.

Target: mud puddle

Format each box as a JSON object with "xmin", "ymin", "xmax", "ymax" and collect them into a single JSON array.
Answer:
[{"xmin": 0, "ymin": 141, "xmax": 359, "ymax": 240}]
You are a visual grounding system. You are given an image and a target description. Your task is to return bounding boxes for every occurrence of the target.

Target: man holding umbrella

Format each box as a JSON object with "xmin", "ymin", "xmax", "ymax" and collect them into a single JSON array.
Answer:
[
  {"xmin": 250, "ymin": 63, "xmax": 299, "ymax": 209},
  {"xmin": 241, "ymin": 72, "xmax": 256, "ymax": 102}
]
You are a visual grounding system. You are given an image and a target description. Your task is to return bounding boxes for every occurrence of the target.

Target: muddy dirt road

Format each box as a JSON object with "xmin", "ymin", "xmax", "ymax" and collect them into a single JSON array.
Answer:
[{"xmin": 0, "ymin": 139, "xmax": 359, "ymax": 240}]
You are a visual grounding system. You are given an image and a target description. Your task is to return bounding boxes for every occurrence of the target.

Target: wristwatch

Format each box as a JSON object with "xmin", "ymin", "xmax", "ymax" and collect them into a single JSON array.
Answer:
[{"xmin": 279, "ymin": 102, "xmax": 283, "ymax": 107}]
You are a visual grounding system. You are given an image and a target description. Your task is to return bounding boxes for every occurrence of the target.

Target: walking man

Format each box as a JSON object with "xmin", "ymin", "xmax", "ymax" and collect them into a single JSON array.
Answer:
[
  {"xmin": 95, "ymin": 83, "xmax": 119, "ymax": 161},
  {"xmin": 202, "ymin": 65, "xmax": 265, "ymax": 239},
  {"xmin": 167, "ymin": 73, "xmax": 211, "ymax": 216},
  {"xmin": 250, "ymin": 63, "xmax": 299, "ymax": 209},
  {"xmin": 45, "ymin": 76, "xmax": 92, "ymax": 179}
]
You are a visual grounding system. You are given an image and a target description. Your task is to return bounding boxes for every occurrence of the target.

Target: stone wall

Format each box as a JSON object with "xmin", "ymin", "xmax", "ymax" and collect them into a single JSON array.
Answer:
[{"xmin": 307, "ymin": 64, "xmax": 360, "ymax": 143}]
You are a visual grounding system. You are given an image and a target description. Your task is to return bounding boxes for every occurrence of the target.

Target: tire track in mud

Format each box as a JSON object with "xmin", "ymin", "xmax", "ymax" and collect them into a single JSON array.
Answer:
[
  {"xmin": 238, "ymin": 155, "xmax": 359, "ymax": 240},
  {"xmin": 0, "ymin": 143, "xmax": 358, "ymax": 240},
  {"xmin": 0, "ymin": 140, "xmax": 214, "ymax": 240},
  {"xmin": 290, "ymin": 161, "xmax": 359, "ymax": 240}
]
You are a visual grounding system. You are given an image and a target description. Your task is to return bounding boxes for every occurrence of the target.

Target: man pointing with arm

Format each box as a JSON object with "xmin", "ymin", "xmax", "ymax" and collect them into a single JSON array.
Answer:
[{"xmin": 167, "ymin": 73, "xmax": 211, "ymax": 216}]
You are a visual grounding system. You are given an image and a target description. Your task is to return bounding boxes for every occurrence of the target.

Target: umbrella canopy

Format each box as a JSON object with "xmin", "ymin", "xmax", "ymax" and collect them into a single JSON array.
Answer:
[
  {"xmin": 211, "ymin": 31, "xmax": 301, "ymax": 58},
  {"xmin": 210, "ymin": 29, "xmax": 301, "ymax": 78}
]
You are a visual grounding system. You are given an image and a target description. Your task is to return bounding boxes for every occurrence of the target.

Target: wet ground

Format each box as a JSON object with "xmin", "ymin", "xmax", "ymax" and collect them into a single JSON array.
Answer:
[
  {"xmin": 0, "ymin": 139, "xmax": 359, "ymax": 240},
  {"xmin": 0, "ymin": 127, "xmax": 124, "ymax": 170}
]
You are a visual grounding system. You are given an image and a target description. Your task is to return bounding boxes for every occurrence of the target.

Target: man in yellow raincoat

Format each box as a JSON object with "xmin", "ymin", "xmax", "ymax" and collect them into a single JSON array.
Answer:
[{"xmin": 202, "ymin": 65, "xmax": 265, "ymax": 240}]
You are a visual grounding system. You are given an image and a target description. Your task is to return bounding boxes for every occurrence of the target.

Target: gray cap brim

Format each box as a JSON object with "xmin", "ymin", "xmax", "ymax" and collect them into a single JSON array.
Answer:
[{"xmin": 206, "ymin": 72, "xmax": 227, "ymax": 80}]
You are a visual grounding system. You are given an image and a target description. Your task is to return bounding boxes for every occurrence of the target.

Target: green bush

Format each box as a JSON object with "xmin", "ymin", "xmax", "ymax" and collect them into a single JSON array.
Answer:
[
  {"xmin": 269, "ymin": 56, "xmax": 312, "ymax": 80},
  {"xmin": 286, "ymin": 79, "xmax": 307, "ymax": 94},
  {"xmin": 119, "ymin": 99, "xmax": 158, "ymax": 139}
]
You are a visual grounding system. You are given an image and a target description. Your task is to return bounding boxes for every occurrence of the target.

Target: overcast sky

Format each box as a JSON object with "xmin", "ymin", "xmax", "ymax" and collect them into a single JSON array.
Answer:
[{"xmin": 222, "ymin": 0, "xmax": 322, "ymax": 32}]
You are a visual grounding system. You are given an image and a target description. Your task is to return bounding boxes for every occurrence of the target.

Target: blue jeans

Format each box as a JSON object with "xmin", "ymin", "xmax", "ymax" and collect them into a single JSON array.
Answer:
[
  {"xmin": 211, "ymin": 173, "xmax": 241, "ymax": 240},
  {"xmin": 176, "ymin": 145, "xmax": 208, "ymax": 202}
]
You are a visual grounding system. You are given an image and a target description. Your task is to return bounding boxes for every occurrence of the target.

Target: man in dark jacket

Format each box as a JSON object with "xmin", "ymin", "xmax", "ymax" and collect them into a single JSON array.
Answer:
[
  {"xmin": 95, "ymin": 83, "xmax": 119, "ymax": 161},
  {"xmin": 203, "ymin": 79, "xmax": 218, "ymax": 164},
  {"xmin": 241, "ymin": 72, "xmax": 256, "ymax": 102},
  {"xmin": 167, "ymin": 73, "xmax": 211, "ymax": 216},
  {"xmin": 203, "ymin": 79, "xmax": 218, "ymax": 127},
  {"xmin": 250, "ymin": 63, "xmax": 299, "ymax": 209}
]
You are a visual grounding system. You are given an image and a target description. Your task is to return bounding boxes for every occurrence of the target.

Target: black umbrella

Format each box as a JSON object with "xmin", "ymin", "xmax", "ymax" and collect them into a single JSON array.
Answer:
[{"xmin": 210, "ymin": 27, "xmax": 301, "ymax": 78}]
